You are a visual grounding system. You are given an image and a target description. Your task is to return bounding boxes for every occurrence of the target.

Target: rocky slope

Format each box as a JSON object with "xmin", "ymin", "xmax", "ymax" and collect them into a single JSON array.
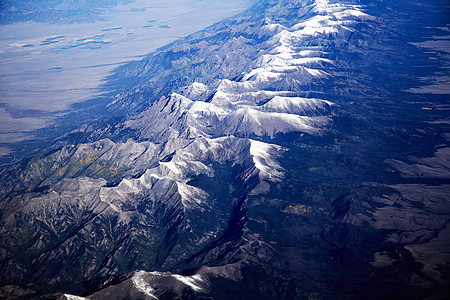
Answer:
[{"xmin": 1, "ymin": 0, "xmax": 449, "ymax": 299}]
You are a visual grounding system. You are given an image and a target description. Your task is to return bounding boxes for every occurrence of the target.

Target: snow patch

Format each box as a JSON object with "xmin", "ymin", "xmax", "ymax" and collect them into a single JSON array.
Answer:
[
  {"xmin": 260, "ymin": 96, "xmax": 332, "ymax": 115},
  {"xmin": 62, "ymin": 295, "xmax": 88, "ymax": 300},
  {"xmin": 172, "ymin": 274, "xmax": 205, "ymax": 291},
  {"xmin": 160, "ymin": 161, "xmax": 183, "ymax": 175},
  {"xmin": 226, "ymin": 108, "xmax": 327, "ymax": 137},
  {"xmin": 176, "ymin": 181, "xmax": 207, "ymax": 206},
  {"xmin": 132, "ymin": 271, "xmax": 158, "ymax": 299},
  {"xmin": 249, "ymin": 139, "xmax": 285, "ymax": 180}
]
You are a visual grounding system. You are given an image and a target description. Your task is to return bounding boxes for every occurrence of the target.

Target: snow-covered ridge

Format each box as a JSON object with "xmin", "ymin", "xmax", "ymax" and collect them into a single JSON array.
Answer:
[
  {"xmin": 132, "ymin": 271, "xmax": 158, "ymax": 299},
  {"xmin": 130, "ymin": 270, "xmax": 207, "ymax": 299},
  {"xmin": 2, "ymin": 1, "xmax": 372, "ymax": 271},
  {"xmin": 98, "ymin": 0, "xmax": 371, "ymax": 209},
  {"xmin": 127, "ymin": 0, "xmax": 370, "ymax": 139},
  {"xmin": 0, "ymin": 1, "xmax": 378, "ymax": 298},
  {"xmin": 249, "ymin": 139, "xmax": 285, "ymax": 180},
  {"xmin": 17, "ymin": 0, "xmax": 371, "ymax": 213},
  {"xmin": 61, "ymin": 294, "xmax": 88, "ymax": 300}
]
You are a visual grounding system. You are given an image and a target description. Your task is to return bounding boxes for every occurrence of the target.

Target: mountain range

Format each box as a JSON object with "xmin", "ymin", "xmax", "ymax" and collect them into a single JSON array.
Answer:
[{"xmin": 0, "ymin": 0, "xmax": 449, "ymax": 299}]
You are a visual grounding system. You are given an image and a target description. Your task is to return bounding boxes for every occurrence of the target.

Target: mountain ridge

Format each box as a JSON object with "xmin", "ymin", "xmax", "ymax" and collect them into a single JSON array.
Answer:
[{"xmin": 1, "ymin": 0, "xmax": 449, "ymax": 299}]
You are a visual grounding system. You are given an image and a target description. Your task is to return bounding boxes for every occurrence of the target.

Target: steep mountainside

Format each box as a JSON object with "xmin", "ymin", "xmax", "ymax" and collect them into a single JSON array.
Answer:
[{"xmin": 1, "ymin": 0, "xmax": 449, "ymax": 299}]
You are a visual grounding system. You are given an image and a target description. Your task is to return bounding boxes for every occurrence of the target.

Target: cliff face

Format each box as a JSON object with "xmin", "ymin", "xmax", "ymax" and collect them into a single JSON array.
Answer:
[{"xmin": 1, "ymin": 0, "xmax": 449, "ymax": 299}]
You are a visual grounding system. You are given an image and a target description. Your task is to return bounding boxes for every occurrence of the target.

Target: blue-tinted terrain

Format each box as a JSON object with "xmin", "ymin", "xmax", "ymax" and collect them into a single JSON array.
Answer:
[
  {"xmin": 0, "ymin": 0, "xmax": 251, "ymax": 163},
  {"xmin": 0, "ymin": 0, "xmax": 449, "ymax": 299},
  {"xmin": 0, "ymin": 0, "xmax": 133, "ymax": 24}
]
